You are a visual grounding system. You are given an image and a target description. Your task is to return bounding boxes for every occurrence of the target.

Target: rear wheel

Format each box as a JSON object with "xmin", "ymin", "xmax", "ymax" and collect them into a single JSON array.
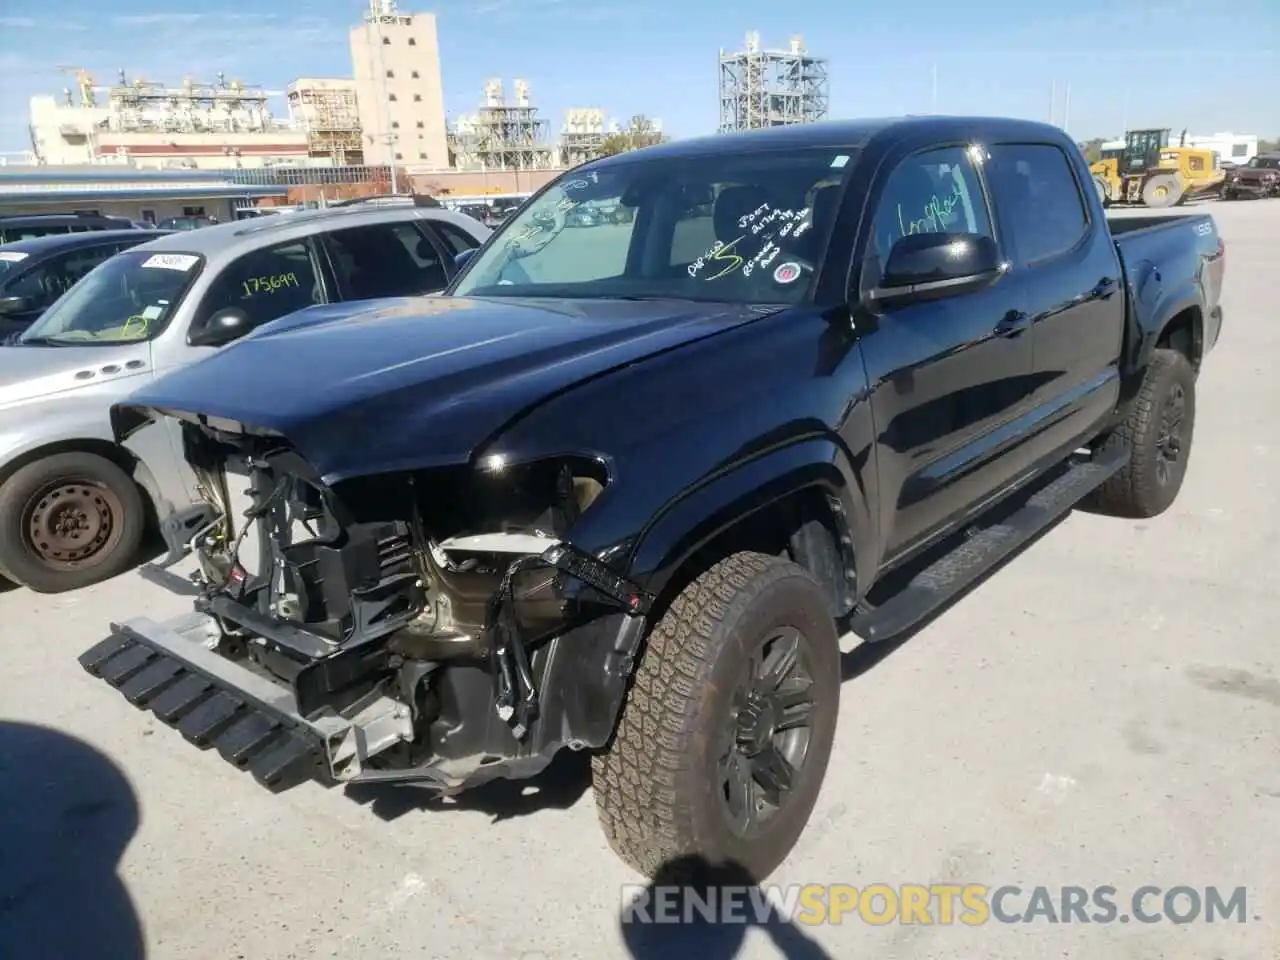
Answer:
[
  {"xmin": 0, "ymin": 452, "xmax": 146, "ymax": 593},
  {"xmin": 1142, "ymin": 174, "xmax": 1184, "ymax": 208},
  {"xmin": 592, "ymin": 551, "xmax": 841, "ymax": 882},
  {"xmin": 1089, "ymin": 348, "xmax": 1196, "ymax": 518}
]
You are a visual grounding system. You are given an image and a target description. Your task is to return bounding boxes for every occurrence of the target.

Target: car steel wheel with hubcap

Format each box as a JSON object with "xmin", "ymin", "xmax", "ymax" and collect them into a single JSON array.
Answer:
[
  {"xmin": 24, "ymin": 478, "xmax": 123, "ymax": 569},
  {"xmin": 0, "ymin": 451, "xmax": 146, "ymax": 593},
  {"xmin": 719, "ymin": 626, "xmax": 816, "ymax": 837}
]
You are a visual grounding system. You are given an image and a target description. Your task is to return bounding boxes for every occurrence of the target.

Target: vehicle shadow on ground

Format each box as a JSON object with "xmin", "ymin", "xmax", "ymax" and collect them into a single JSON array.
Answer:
[
  {"xmin": 620, "ymin": 855, "xmax": 833, "ymax": 959},
  {"xmin": 345, "ymin": 749, "xmax": 593, "ymax": 823},
  {"xmin": 0, "ymin": 721, "xmax": 145, "ymax": 959}
]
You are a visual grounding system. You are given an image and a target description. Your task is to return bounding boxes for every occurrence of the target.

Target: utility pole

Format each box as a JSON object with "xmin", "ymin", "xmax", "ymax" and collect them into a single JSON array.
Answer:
[
  {"xmin": 1062, "ymin": 81, "xmax": 1071, "ymax": 135},
  {"xmin": 1121, "ymin": 88, "xmax": 1130, "ymax": 134},
  {"xmin": 367, "ymin": 0, "xmax": 400, "ymax": 194}
]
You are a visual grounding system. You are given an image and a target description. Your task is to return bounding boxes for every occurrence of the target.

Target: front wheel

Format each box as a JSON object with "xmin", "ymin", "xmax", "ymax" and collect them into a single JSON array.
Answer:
[
  {"xmin": 0, "ymin": 451, "xmax": 146, "ymax": 593},
  {"xmin": 1094, "ymin": 176, "xmax": 1111, "ymax": 207},
  {"xmin": 1142, "ymin": 174, "xmax": 1184, "ymax": 208},
  {"xmin": 592, "ymin": 551, "xmax": 841, "ymax": 882}
]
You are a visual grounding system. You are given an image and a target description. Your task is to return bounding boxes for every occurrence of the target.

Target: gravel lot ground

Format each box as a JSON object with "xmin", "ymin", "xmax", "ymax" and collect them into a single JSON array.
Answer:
[{"xmin": 2, "ymin": 199, "xmax": 1277, "ymax": 960}]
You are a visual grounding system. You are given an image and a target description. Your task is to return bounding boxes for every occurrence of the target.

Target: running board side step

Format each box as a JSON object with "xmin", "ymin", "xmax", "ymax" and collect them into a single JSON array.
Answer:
[{"xmin": 850, "ymin": 447, "xmax": 1128, "ymax": 643}]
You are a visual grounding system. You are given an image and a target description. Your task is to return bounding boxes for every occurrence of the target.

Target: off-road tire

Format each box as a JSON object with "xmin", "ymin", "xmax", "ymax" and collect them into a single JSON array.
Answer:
[
  {"xmin": 1142, "ymin": 174, "xmax": 1184, "ymax": 208},
  {"xmin": 0, "ymin": 451, "xmax": 146, "ymax": 593},
  {"xmin": 1089, "ymin": 348, "xmax": 1196, "ymax": 518},
  {"xmin": 1094, "ymin": 176, "xmax": 1111, "ymax": 208},
  {"xmin": 592, "ymin": 551, "xmax": 841, "ymax": 882}
]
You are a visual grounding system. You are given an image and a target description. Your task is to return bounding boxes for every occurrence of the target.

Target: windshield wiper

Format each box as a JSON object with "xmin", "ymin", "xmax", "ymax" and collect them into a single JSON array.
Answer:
[{"xmin": 7, "ymin": 334, "xmax": 65, "ymax": 347}]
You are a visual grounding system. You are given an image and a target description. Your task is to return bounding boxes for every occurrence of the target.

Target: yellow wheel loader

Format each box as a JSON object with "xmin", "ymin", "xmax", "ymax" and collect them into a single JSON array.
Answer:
[{"xmin": 1090, "ymin": 128, "xmax": 1225, "ymax": 208}]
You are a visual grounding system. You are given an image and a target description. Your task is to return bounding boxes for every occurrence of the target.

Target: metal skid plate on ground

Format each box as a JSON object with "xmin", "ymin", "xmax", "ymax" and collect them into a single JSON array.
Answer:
[{"xmin": 78, "ymin": 623, "xmax": 324, "ymax": 791}]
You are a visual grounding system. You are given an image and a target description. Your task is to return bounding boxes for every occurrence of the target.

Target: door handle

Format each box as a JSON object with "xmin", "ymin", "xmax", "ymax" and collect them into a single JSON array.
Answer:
[
  {"xmin": 1092, "ymin": 276, "xmax": 1118, "ymax": 298},
  {"xmin": 994, "ymin": 310, "xmax": 1030, "ymax": 338}
]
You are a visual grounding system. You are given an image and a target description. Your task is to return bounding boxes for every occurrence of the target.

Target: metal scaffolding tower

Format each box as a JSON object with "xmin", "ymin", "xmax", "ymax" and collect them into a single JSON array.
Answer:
[
  {"xmin": 287, "ymin": 83, "xmax": 363, "ymax": 165},
  {"xmin": 447, "ymin": 79, "xmax": 556, "ymax": 171},
  {"xmin": 559, "ymin": 108, "xmax": 606, "ymax": 167},
  {"xmin": 101, "ymin": 70, "xmax": 286, "ymax": 134},
  {"xmin": 718, "ymin": 32, "xmax": 829, "ymax": 133}
]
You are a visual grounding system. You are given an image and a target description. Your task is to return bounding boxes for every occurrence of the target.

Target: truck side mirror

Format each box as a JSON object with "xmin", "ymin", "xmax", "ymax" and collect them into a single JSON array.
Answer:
[
  {"xmin": 454, "ymin": 248, "xmax": 477, "ymax": 270},
  {"xmin": 189, "ymin": 307, "xmax": 252, "ymax": 347},
  {"xmin": 0, "ymin": 295, "xmax": 32, "ymax": 316},
  {"xmin": 869, "ymin": 232, "xmax": 1004, "ymax": 305}
]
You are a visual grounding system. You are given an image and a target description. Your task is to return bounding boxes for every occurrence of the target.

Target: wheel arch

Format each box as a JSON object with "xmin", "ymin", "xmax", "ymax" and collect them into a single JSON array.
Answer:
[
  {"xmin": 1156, "ymin": 304, "xmax": 1204, "ymax": 372},
  {"xmin": 1124, "ymin": 288, "xmax": 1204, "ymax": 409},
  {"xmin": 0, "ymin": 438, "xmax": 161, "ymax": 530},
  {"xmin": 623, "ymin": 438, "xmax": 868, "ymax": 628}
]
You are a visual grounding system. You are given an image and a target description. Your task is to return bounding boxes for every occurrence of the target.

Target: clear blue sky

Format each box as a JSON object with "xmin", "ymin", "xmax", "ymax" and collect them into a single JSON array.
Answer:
[{"xmin": 1, "ymin": 0, "xmax": 1276, "ymax": 156}]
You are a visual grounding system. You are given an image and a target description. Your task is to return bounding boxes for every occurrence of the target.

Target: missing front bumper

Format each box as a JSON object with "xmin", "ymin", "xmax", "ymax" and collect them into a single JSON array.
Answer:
[{"xmin": 77, "ymin": 612, "xmax": 413, "ymax": 791}]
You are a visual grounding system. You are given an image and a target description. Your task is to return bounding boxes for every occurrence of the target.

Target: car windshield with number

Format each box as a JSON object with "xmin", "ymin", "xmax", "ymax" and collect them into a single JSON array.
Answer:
[
  {"xmin": 18, "ymin": 250, "xmax": 202, "ymax": 345},
  {"xmin": 450, "ymin": 147, "xmax": 857, "ymax": 304}
]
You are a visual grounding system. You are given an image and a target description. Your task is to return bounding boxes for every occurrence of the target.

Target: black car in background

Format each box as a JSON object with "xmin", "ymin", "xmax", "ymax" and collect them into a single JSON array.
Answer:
[
  {"xmin": 1222, "ymin": 153, "xmax": 1280, "ymax": 200},
  {"xmin": 0, "ymin": 212, "xmax": 142, "ymax": 244},
  {"xmin": 156, "ymin": 215, "xmax": 218, "ymax": 230},
  {"xmin": 0, "ymin": 228, "xmax": 171, "ymax": 338}
]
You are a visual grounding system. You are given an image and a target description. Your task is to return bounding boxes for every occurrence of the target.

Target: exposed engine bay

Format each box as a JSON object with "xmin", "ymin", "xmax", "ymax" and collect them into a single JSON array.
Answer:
[{"xmin": 109, "ymin": 417, "xmax": 653, "ymax": 793}]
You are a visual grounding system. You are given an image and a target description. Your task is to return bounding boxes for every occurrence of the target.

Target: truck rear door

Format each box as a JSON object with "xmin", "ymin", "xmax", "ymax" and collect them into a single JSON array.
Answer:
[{"xmin": 982, "ymin": 142, "xmax": 1125, "ymax": 462}]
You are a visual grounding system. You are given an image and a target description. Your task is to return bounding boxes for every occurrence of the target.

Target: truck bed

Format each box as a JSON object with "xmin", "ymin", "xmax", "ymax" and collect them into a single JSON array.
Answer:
[
  {"xmin": 1106, "ymin": 212, "xmax": 1212, "ymax": 237},
  {"xmin": 1108, "ymin": 209, "xmax": 1225, "ymax": 362}
]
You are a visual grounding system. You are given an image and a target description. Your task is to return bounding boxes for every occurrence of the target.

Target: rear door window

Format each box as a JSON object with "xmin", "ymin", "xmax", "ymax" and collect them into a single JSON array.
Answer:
[
  {"xmin": 985, "ymin": 144, "xmax": 1089, "ymax": 265},
  {"xmin": 4, "ymin": 224, "xmax": 72, "ymax": 242},
  {"xmin": 426, "ymin": 219, "xmax": 482, "ymax": 257},
  {"xmin": 322, "ymin": 221, "xmax": 450, "ymax": 298},
  {"xmin": 2, "ymin": 243, "xmax": 121, "ymax": 311},
  {"xmin": 191, "ymin": 239, "xmax": 324, "ymax": 336}
]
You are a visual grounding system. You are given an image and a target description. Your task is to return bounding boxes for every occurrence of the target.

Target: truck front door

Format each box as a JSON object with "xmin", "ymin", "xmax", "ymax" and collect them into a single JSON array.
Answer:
[{"xmin": 858, "ymin": 144, "xmax": 1037, "ymax": 561}]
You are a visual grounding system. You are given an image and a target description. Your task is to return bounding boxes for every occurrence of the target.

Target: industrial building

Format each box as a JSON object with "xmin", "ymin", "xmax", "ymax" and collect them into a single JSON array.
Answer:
[
  {"xmin": 718, "ymin": 32, "xmax": 830, "ymax": 132},
  {"xmin": 13, "ymin": 1, "xmax": 671, "ymax": 213},
  {"xmin": 350, "ymin": 0, "xmax": 449, "ymax": 170},
  {"xmin": 448, "ymin": 79, "xmax": 557, "ymax": 171},
  {"xmin": 287, "ymin": 78, "xmax": 363, "ymax": 165},
  {"xmin": 559, "ymin": 108, "xmax": 608, "ymax": 168},
  {"xmin": 28, "ymin": 69, "xmax": 309, "ymax": 169},
  {"xmin": 0, "ymin": 166, "xmax": 287, "ymax": 221}
]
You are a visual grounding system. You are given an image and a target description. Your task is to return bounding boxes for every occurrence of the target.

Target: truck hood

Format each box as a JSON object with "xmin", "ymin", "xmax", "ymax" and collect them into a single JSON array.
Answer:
[
  {"xmin": 117, "ymin": 295, "xmax": 771, "ymax": 484},
  {"xmin": 0, "ymin": 343, "xmax": 151, "ymax": 410}
]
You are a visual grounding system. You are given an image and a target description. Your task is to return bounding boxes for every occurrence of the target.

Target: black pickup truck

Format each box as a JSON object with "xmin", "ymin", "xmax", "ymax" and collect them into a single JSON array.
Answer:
[{"xmin": 81, "ymin": 116, "xmax": 1225, "ymax": 882}]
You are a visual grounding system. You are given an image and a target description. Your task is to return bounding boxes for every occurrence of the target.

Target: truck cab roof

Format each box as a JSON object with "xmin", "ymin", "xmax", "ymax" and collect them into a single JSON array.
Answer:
[{"xmin": 596, "ymin": 115, "xmax": 1074, "ymax": 164}]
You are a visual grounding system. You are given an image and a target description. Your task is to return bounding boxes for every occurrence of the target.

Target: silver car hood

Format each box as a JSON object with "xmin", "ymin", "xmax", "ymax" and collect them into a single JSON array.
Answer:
[{"xmin": 0, "ymin": 344, "xmax": 152, "ymax": 410}]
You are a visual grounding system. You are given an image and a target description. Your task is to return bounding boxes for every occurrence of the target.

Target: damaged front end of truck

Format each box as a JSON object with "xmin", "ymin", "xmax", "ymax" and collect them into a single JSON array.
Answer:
[{"xmin": 79, "ymin": 406, "xmax": 652, "ymax": 796}]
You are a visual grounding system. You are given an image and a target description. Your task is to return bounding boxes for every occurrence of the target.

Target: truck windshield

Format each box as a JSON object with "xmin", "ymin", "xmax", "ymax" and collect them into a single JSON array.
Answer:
[
  {"xmin": 450, "ymin": 146, "xmax": 857, "ymax": 304},
  {"xmin": 19, "ymin": 250, "xmax": 202, "ymax": 345}
]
